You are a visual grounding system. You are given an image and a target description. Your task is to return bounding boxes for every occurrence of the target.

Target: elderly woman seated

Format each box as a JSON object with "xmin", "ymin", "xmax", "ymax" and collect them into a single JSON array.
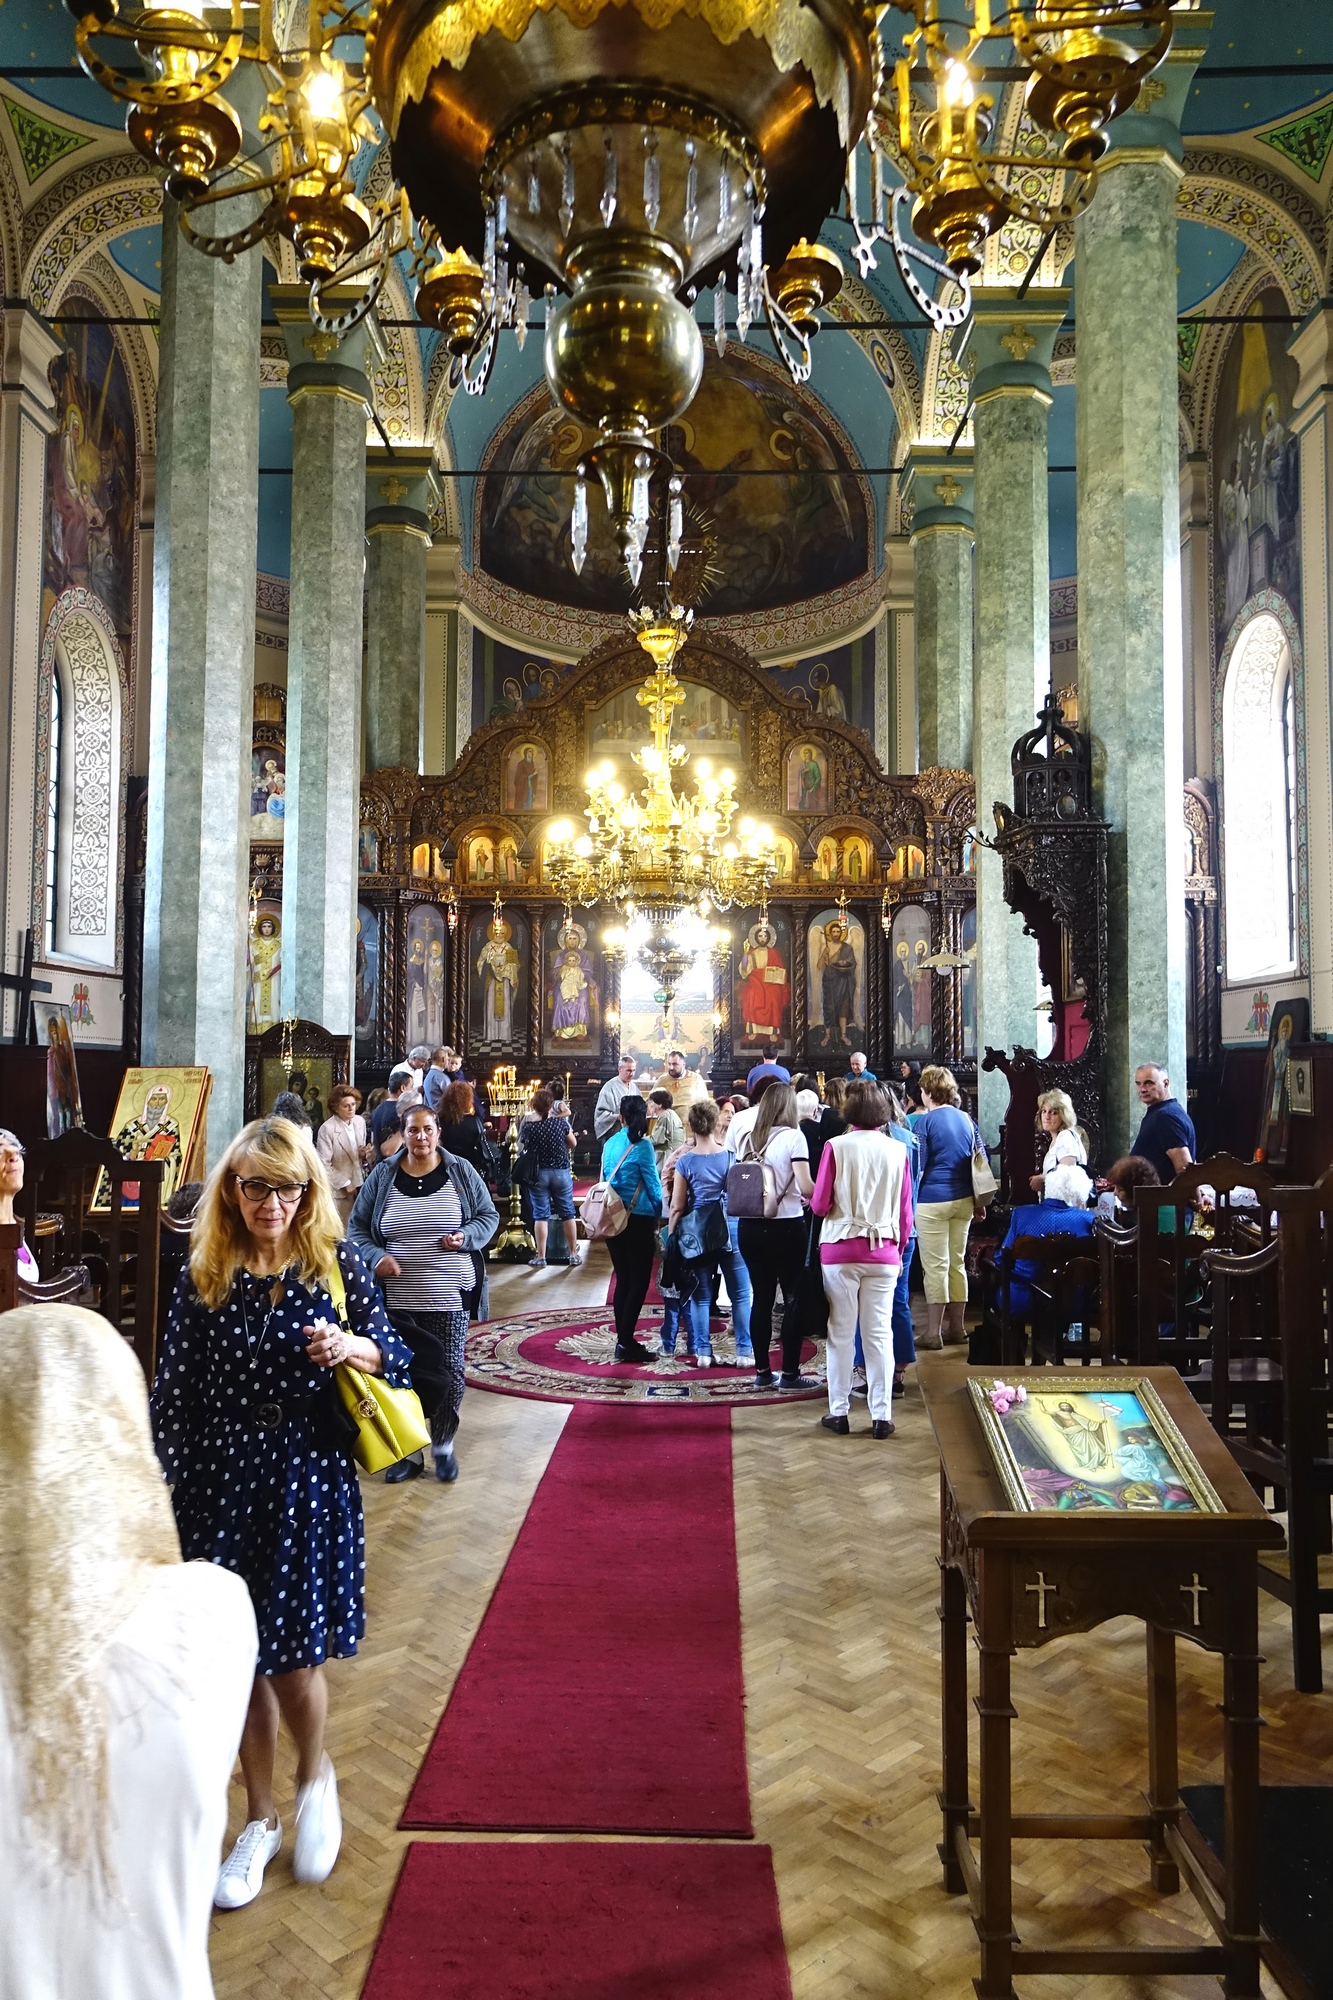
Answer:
[{"xmin": 971, "ymin": 1162, "xmax": 1097, "ymax": 1363}]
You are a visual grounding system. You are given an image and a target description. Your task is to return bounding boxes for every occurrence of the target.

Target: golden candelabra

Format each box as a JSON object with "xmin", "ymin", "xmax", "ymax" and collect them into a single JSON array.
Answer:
[{"xmin": 486, "ymin": 1063, "xmax": 540, "ymax": 1262}]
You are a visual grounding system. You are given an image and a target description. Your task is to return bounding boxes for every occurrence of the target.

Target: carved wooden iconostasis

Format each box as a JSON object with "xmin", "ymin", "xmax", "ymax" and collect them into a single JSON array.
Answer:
[{"xmin": 354, "ymin": 630, "xmax": 977, "ymax": 1090}]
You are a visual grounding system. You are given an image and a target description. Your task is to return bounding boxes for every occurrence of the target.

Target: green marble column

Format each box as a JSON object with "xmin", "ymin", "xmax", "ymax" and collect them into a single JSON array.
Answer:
[
  {"xmin": 1288, "ymin": 305, "xmax": 1333, "ymax": 1032},
  {"xmin": 273, "ymin": 288, "xmax": 370, "ymax": 1035},
  {"xmin": 141, "ymin": 200, "xmax": 261, "ymax": 1151},
  {"xmin": 905, "ymin": 446, "xmax": 973, "ymax": 772},
  {"xmin": 1076, "ymin": 39, "xmax": 1205, "ymax": 1154},
  {"xmin": 365, "ymin": 446, "xmax": 438, "ymax": 772},
  {"xmin": 970, "ymin": 289, "xmax": 1068, "ymax": 1141}
]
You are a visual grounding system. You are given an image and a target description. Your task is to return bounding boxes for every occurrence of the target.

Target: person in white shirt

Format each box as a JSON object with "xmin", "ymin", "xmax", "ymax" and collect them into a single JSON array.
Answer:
[
  {"xmin": 1028, "ymin": 1088, "xmax": 1088, "ymax": 1195},
  {"xmin": 0, "ymin": 1302, "xmax": 257, "ymax": 2000},
  {"xmin": 594, "ymin": 1055, "xmax": 640, "ymax": 1140}
]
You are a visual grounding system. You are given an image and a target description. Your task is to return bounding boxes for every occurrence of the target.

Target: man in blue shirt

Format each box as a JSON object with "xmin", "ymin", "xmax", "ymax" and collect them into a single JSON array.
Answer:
[
  {"xmin": 844, "ymin": 1051, "xmax": 877, "ymax": 1081},
  {"xmin": 1132, "ymin": 1065, "xmax": 1196, "ymax": 1185},
  {"xmin": 745, "ymin": 1047, "xmax": 791, "ymax": 1093}
]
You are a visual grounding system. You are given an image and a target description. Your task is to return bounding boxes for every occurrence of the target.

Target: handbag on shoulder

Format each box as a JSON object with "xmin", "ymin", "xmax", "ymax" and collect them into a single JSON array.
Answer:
[
  {"xmin": 325, "ymin": 1259, "xmax": 431, "ymax": 1473},
  {"xmin": 970, "ymin": 1123, "xmax": 999, "ymax": 1205},
  {"xmin": 674, "ymin": 1197, "xmax": 731, "ymax": 1262}
]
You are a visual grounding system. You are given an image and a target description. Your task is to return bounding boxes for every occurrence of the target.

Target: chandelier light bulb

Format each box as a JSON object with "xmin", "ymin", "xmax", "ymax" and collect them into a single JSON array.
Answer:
[{"xmin": 574, "ymin": 835, "xmax": 593, "ymax": 858}]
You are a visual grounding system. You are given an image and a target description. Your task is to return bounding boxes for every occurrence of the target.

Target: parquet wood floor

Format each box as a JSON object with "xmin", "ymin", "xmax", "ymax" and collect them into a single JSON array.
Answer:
[{"xmin": 211, "ymin": 1253, "xmax": 1330, "ymax": 2000}]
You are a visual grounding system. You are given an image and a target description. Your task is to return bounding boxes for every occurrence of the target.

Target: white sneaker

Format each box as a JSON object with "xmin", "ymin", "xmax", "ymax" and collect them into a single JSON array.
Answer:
[
  {"xmin": 293, "ymin": 1756, "xmax": 341, "ymax": 1884},
  {"xmin": 214, "ymin": 1816, "xmax": 282, "ymax": 1910}
]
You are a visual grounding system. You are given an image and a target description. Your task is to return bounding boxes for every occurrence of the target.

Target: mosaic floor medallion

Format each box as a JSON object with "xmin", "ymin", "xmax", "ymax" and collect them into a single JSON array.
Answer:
[{"xmin": 465, "ymin": 1308, "xmax": 826, "ymax": 1407}]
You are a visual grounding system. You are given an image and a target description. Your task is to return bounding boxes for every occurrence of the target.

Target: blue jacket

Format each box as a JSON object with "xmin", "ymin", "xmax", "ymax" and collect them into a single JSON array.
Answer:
[
  {"xmin": 601, "ymin": 1131, "xmax": 663, "ymax": 1217},
  {"xmin": 915, "ymin": 1104, "xmax": 977, "ymax": 1203},
  {"xmin": 348, "ymin": 1151, "xmax": 499, "ymax": 1319},
  {"xmin": 1000, "ymin": 1200, "xmax": 1097, "ymax": 1317},
  {"xmin": 888, "ymin": 1119, "xmax": 920, "ymax": 1242}
]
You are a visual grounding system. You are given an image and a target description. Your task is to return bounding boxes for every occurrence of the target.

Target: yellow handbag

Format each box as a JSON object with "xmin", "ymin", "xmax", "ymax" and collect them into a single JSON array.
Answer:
[{"xmin": 325, "ymin": 1260, "xmax": 431, "ymax": 1474}]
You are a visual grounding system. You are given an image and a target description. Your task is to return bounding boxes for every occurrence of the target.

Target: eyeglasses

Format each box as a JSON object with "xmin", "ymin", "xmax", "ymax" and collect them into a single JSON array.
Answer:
[
  {"xmin": 0, "ymin": 1144, "xmax": 24, "ymax": 1161},
  {"xmin": 235, "ymin": 1176, "xmax": 308, "ymax": 1205}
]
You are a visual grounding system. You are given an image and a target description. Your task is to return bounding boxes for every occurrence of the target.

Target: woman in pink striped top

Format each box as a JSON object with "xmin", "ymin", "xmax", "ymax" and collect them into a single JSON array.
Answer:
[{"xmin": 809, "ymin": 1082, "xmax": 913, "ymax": 1439}]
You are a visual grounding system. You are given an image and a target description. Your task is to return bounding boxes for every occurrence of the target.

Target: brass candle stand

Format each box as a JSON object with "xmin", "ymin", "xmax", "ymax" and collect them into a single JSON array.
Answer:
[{"xmin": 487, "ymin": 1064, "xmax": 540, "ymax": 1263}]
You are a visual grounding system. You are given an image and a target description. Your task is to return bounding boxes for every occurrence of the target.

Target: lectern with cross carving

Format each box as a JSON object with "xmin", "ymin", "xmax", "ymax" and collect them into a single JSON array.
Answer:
[{"xmin": 920, "ymin": 1361, "xmax": 1283, "ymax": 2000}]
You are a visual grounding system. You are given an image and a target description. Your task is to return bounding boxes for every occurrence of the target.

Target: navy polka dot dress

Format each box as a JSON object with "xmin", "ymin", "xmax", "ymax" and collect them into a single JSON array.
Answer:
[{"xmin": 151, "ymin": 1241, "xmax": 413, "ymax": 1676}]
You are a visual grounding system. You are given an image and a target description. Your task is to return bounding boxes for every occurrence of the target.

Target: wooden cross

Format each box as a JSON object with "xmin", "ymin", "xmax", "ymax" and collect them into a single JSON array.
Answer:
[
  {"xmin": 2, "ymin": 929, "xmax": 52, "ymax": 1045},
  {"xmin": 1025, "ymin": 1570, "xmax": 1057, "ymax": 1629},
  {"xmin": 379, "ymin": 475, "xmax": 409, "ymax": 505},
  {"xmin": 1000, "ymin": 321, "xmax": 1036, "ymax": 363},
  {"xmin": 934, "ymin": 472, "xmax": 964, "ymax": 507},
  {"xmin": 1180, "ymin": 1572, "xmax": 1208, "ymax": 1627}
]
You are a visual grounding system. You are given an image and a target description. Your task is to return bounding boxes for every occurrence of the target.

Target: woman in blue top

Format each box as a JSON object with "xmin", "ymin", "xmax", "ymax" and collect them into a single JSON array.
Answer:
[
  {"xmin": 913, "ymin": 1064, "xmax": 983, "ymax": 1349},
  {"xmin": 667, "ymin": 1098, "xmax": 731, "ymax": 1368},
  {"xmin": 600, "ymin": 1090, "xmax": 663, "ymax": 1362}
]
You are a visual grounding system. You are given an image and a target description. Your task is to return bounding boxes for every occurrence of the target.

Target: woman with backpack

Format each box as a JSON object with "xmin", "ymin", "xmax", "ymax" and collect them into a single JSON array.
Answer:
[
  {"xmin": 731, "ymin": 1082, "xmax": 815, "ymax": 1390},
  {"xmin": 666, "ymin": 1099, "xmax": 731, "ymax": 1368},
  {"xmin": 599, "ymin": 1093, "xmax": 663, "ymax": 1363}
]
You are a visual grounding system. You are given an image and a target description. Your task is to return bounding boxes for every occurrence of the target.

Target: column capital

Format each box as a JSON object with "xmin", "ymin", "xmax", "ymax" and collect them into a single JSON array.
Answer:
[
  {"xmin": 366, "ymin": 443, "xmax": 439, "ymax": 537},
  {"xmin": 270, "ymin": 285, "xmax": 371, "ymax": 404},
  {"xmin": 0, "ymin": 306, "xmax": 60, "ymax": 432},
  {"xmin": 904, "ymin": 444, "xmax": 974, "ymax": 534},
  {"xmin": 968, "ymin": 288, "xmax": 1069, "ymax": 404},
  {"xmin": 1288, "ymin": 301, "xmax": 1333, "ymax": 425},
  {"xmin": 1103, "ymin": 12, "xmax": 1211, "ymax": 164}
]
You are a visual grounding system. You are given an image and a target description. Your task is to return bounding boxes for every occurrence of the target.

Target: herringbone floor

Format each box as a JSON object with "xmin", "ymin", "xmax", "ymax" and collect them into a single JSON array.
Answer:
[{"xmin": 211, "ymin": 1250, "xmax": 1329, "ymax": 1999}]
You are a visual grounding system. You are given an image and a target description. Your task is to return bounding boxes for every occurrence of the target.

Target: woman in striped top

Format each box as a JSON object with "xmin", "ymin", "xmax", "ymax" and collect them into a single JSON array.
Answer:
[{"xmin": 348, "ymin": 1103, "xmax": 498, "ymax": 1485}]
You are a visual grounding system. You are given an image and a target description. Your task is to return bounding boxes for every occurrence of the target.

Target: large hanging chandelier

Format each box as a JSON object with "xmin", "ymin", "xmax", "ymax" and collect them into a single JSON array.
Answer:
[
  {"xmin": 69, "ymin": 0, "xmax": 1175, "ymax": 570},
  {"xmin": 545, "ymin": 600, "xmax": 778, "ymax": 922}
]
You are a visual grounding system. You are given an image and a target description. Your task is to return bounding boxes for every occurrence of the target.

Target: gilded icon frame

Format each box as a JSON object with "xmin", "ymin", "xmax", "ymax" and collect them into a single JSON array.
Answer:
[{"xmin": 966, "ymin": 1375, "xmax": 1226, "ymax": 1516}]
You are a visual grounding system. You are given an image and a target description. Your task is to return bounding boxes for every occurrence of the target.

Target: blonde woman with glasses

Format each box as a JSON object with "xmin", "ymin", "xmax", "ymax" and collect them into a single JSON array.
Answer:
[{"xmin": 151, "ymin": 1116, "xmax": 413, "ymax": 1914}]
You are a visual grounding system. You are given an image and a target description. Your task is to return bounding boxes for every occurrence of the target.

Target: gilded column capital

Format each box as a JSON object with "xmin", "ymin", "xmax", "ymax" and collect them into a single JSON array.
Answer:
[
  {"xmin": 365, "ymin": 443, "xmax": 439, "ymax": 539},
  {"xmin": 904, "ymin": 443, "xmax": 974, "ymax": 535},
  {"xmin": 270, "ymin": 284, "xmax": 372, "ymax": 407},
  {"xmin": 968, "ymin": 287, "xmax": 1069, "ymax": 405}
]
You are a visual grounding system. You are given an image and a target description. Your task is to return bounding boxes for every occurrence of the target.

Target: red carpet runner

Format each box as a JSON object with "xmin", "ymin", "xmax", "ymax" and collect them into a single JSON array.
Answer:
[
  {"xmin": 362, "ymin": 1842, "xmax": 793, "ymax": 2000},
  {"xmin": 402, "ymin": 1402, "xmax": 751, "ymax": 1837}
]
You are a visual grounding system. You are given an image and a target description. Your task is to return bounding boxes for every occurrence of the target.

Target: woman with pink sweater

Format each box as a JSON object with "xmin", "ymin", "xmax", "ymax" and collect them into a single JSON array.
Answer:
[{"xmin": 809, "ymin": 1081, "xmax": 913, "ymax": 1439}]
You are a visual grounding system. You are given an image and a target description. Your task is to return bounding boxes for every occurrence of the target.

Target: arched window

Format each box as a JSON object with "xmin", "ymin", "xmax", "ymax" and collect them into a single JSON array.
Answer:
[
  {"xmin": 1222, "ymin": 610, "xmax": 1298, "ymax": 981},
  {"xmin": 40, "ymin": 598, "xmax": 124, "ymax": 968},
  {"xmin": 43, "ymin": 671, "xmax": 63, "ymax": 957}
]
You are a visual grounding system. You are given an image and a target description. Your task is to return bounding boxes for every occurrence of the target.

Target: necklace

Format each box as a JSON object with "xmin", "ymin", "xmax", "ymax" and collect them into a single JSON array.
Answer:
[{"xmin": 239, "ymin": 1269, "xmax": 284, "ymax": 1371}]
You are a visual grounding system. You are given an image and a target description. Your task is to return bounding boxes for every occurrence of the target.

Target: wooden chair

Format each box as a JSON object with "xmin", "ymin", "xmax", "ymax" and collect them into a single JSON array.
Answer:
[
  {"xmin": 1132, "ymin": 1154, "xmax": 1275, "ymax": 1375},
  {"xmin": 17, "ymin": 1129, "xmax": 165, "ymax": 1382},
  {"xmin": 997, "ymin": 1233, "xmax": 1100, "ymax": 1367},
  {"xmin": 1198, "ymin": 1237, "xmax": 1284, "ymax": 1457},
  {"xmin": 1096, "ymin": 1213, "xmax": 1139, "ymax": 1362},
  {"xmin": 0, "ymin": 1218, "xmax": 91, "ymax": 1312},
  {"xmin": 157, "ymin": 1209, "xmax": 195, "ymax": 1353}
]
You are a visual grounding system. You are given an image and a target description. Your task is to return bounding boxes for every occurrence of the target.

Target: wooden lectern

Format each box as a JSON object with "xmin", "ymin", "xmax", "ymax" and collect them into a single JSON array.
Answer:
[{"xmin": 919, "ymin": 1361, "xmax": 1283, "ymax": 1999}]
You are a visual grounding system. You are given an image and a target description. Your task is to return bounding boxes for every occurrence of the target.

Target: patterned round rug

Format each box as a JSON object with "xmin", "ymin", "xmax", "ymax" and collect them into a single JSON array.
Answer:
[{"xmin": 465, "ymin": 1308, "xmax": 826, "ymax": 1406}]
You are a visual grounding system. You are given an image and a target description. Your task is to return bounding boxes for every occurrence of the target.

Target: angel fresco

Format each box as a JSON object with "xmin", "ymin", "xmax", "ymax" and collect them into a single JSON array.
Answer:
[{"xmin": 43, "ymin": 313, "xmax": 137, "ymax": 642}]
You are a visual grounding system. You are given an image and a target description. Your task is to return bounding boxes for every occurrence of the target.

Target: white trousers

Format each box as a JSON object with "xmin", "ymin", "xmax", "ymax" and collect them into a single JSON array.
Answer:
[{"xmin": 823, "ymin": 1260, "xmax": 898, "ymax": 1421}]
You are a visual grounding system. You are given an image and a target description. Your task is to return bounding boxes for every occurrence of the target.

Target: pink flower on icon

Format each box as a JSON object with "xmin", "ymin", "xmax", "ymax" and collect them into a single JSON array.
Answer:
[{"xmin": 988, "ymin": 1380, "xmax": 1028, "ymax": 1414}]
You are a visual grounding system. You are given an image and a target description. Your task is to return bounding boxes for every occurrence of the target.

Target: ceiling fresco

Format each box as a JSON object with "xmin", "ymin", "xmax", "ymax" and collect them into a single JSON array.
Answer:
[{"xmin": 477, "ymin": 348, "xmax": 872, "ymax": 620}]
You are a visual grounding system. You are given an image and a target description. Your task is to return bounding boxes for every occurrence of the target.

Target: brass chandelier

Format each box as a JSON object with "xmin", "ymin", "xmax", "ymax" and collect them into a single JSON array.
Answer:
[
  {"xmin": 69, "ymin": 0, "xmax": 1176, "ymax": 572},
  {"xmin": 544, "ymin": 600, "xmax": 778, "ymax": 923}
]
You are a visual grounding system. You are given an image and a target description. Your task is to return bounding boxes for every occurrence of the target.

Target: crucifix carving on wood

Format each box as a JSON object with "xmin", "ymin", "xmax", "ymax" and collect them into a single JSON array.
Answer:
[
  {"xmin": 1180, "ymin": 1572, "xmax": 1208, "ymax": 1627},
  {"xmin": 1025, "ymin": 1570, "xmax": 1057, "ymax": 1629}
]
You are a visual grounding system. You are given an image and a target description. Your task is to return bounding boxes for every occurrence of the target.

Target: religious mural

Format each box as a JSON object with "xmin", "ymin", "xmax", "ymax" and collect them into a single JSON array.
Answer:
[
  {"xmin": 478, "ymin": 637, "xmax": 572, "ymax": 726},
  {"xmin": 765, "ymin": 639, "xmax": 875, "ymax": 745},
  {"xmin": 618, "ymin": 954, "xmax": 713, "ymax": 1077},
  {"xmin": 247, "ymin": 902, "xmax": 283, "ymax": 1032},
  {"xmin": 43, "ymin": 295, "xmax": 137, "ymax": 645},
  {"xmin": 355, "ymin": 904, "xmax": 380, "ymax": 1052},
  {"xmin": 1213, "ymin": 287, "xmax": 1300, "ymax": 643},
  {"xmin": 587, "ymin": 679, "xmax": 745, "ymax": 776},
  {"xmin": 891, "ymin": 905, "xmax": 933, "ymax": 1054},
  {"xmin": 477, "ymin": 349, "xmax": 869, "ymax": 617},
  {"xmin": 469, "ymin": 906, "xmax": 528, "ymax": 1053},
  {"xmin": 503, "ymin": 739, "xmax": 550, "ymax": 812},
  {"xmin": 250, "ymin": 685, "xmax": 286, "ymax": 847},
  {"xmin": 733, "ymin": 912, "xmax": 792, "ymax": 1055},
  {"xmin": 541, "ymin": 914, "xmax": 599, "ymax": 1057},
  {"xmin": 359, "ymin": 824, "xmax": 379, "ymax": 873},
  {"xmin": 786, "ymin": 742, "xmax": 830, "ymax": 813},
  {"xmin": 807, "ymin": 906, "xmax": 866, "ymax": 1058},
  {"xmin": 405, "ymin": 904, "xmax": 446, "ymax": 1050}
]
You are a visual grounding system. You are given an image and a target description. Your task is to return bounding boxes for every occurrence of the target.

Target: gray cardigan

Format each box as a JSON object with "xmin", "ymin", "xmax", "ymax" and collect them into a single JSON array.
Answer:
[{"xmin": 348, "ymin": 1151, "xmax": 499, "ymax": 1320}]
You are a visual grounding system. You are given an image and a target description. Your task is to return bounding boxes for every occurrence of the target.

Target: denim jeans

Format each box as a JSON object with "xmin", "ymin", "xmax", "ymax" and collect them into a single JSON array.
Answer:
[
  {"xmin": 528, "ymin": 1164, "xmax": 574, "ymax": 1222},
  {"xmin": 716, "ymin": 1217, "xmax": 754, "ymax": 1358}
]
